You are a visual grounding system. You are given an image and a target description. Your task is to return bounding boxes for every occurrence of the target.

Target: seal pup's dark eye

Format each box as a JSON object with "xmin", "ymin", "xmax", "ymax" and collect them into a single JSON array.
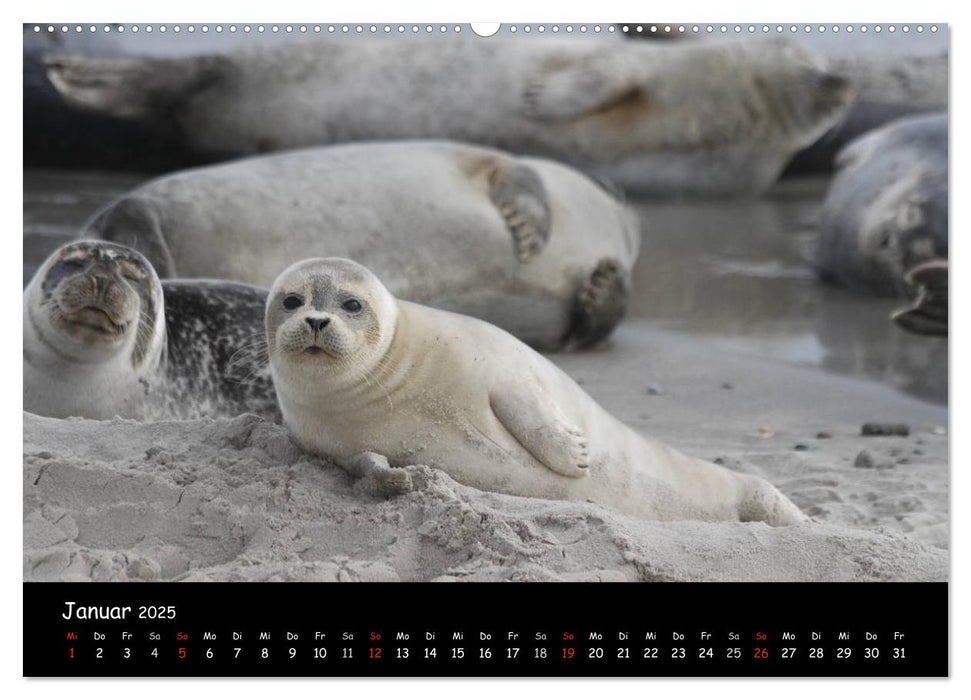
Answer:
[
  {"xmin": 342, "ymin": 298, "xmax": 362, "ymax": 313},
  {"xmin": 60, "ymin": 259, "xmax": 85, "ymax": 272},
  {"xmin": 282, "ymin": 294, "xmax": 304, "ymax": 310}
]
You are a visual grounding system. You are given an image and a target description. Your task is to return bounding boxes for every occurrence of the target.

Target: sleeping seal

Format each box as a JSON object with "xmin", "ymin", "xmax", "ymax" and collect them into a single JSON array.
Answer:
[
  {"xmin": 816, "ymin": 113, "xmax": 948, "ymax": 299},
  {"xmin": 47, "ymin": 37, "xmax": 851, "ymax": 196},
  {"xmin": 23, "ymin": 241, "xmax": 278, "ymax": 421},
  {"xmin": 266, "ymin": 257, "xmax": 807, "ymax": 525},
  {"xmin": 84, "ymin": 140, "xmax": 639, "ymax": 350}
]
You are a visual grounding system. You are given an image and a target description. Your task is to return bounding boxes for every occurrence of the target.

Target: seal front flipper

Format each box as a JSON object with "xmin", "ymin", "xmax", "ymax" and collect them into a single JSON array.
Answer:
[
  {"xmin": 487, "ymin": 161, "xmax": 552, "ymax": 263},
  {"xmin": 339, "ymin": 451, "xmax": 415, "ymax": 497},
  {"xmin": 46, "ymin": 53, "xmax": 225, "ymax": 120},
  {"xmin": 891, "ymin": 259, "xmax": 948, "ymax": 337},
  {"xmin": 490, "ymin": 382, "xmax": 590, "ymax": 478},
  {"xmin": 521, "ymin": 57, "xmax": 640, "ymax": 121},
  {"xmin": 563, "ymin": 258, "xmax": 630, "ymax": 350}
]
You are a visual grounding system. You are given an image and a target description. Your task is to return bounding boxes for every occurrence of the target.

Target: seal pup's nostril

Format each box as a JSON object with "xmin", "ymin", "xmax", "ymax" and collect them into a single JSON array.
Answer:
[{"xmin": 306, "ymin": 316, "xmax": 331, "ymax": 333}]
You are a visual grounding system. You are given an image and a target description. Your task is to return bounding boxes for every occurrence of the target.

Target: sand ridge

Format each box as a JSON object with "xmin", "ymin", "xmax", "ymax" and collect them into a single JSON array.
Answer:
[{"xmin": 23, "ymin": 326, "xmax": 947, "ymax": 583}]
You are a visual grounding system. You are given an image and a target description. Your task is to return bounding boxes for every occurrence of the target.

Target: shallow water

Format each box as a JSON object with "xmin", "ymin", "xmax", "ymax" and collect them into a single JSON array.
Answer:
[
  {"xmin": 22, "ymin": 169, "xmax": 947, "ymax": 405},
  {"xmin": 625, "ymin": 178, "xmax": 947, "ymax": 404}
]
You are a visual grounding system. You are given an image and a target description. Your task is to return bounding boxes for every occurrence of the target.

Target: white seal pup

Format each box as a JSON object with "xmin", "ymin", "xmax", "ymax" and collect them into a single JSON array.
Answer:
[
  {"xmin": 266, "ymin": 258, "xmax": 806, "ymax": 525},
  {"xmin": 24, "ymin": 241, "xmax": 278, "ymax": 421},
  {"xmin": 816, "ymin": 113, "xmax": 947, "ymax": 299},
  {"xmin": 46, "ymin": 38, "xmax": 851, "ymax": 196},
  {"xmin": 83, "ymin": 140, "xmax": 639, "ymax": 350}
]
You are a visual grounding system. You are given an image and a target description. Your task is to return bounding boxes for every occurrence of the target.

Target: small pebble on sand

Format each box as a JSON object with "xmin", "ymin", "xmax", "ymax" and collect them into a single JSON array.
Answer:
[
  {"xmin": 646, "ymin": 384, "xmax": 665, "ymax": 395},
  {"xmin": 854, "ymin": 449, "xmax": 895, "ymax": 470},
  {"xmin": 861, "ymin": 423, "xmax": 910, "ymax": 437},
  {"xmin": 816, "ymin": 431, "xmax": 832, "ymax": 439}
]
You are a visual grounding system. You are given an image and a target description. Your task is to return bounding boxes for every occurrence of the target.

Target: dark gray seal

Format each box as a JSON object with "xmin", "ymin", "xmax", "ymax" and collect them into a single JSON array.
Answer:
[
  {"xmin": 23, "ymin": 241, "xmax": 278, "ymax": 421},
  {"xmin": 816, "ymin": 113, "xmax": 947, "ymax": 299}
]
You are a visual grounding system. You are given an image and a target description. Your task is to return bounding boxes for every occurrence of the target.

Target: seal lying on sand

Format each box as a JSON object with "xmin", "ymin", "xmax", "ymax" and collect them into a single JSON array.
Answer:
[
  {"xmin": 84, "ymin": 141, "xmax": 639, "ymax": 350},
  {"xmin": 24, "ymin": 241, "xmax": 278, "ymax": 421},
  {"xmin": 266, "ymin": 257, "xmax": 807, "ymax": 525},
  {"xmin": 817, "ymin": 113, "xmax": 947, "ymax": 301},
  {"xmin": 47, "ymin": 38, "xmax": 851, "ymax": 196}
]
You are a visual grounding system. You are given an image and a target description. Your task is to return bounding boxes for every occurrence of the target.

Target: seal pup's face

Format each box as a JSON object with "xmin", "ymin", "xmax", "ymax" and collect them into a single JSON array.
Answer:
[
  {"xmin": 25, "ymin": 241, "xmax": 163, "ymax": 366},
  {"xmin": 266, "ymin": 258, "xmax": 398, "ymax": 386}
]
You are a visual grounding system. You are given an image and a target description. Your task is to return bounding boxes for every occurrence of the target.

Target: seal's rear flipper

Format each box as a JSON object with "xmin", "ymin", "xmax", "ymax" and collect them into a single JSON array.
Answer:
[
  {"xmin": 490, "ymin": 382, "xmax": 590, "ymax": 478},
  {"xmin": 45, "ymin": 53, "xmax": 223, "ymax": 120},
  {"xmin": 340, "ymin": 452, "xmax": 415, "ymax": 497},
  {"xmin": 737, "ymin": 475, "xmax": 809, "ymax": 527},
  {"xmin": 46, "ymin": 54, "xmax": 163, "ymax": 118},
  {"xmin": 487, "ymin": 162, "xmax": 552, "ymax": 263},
  {"xmin": 891, "ymin": 259, "xmax": 948, "ymax": 337}
]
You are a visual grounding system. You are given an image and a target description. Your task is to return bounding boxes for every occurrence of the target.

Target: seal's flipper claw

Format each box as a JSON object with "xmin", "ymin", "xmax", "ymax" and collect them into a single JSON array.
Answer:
[
  {"xmin": 562, "ymin": 258, "xmax": 630, "ymax": 350},
  {"xmin": 340, "ymin": 451, "xmax": 415, "ymax": 497},
  {"xmin": 490, "ymin": 383, "xmax": 590, "ymax": 478},
  {"xmin": 892, "ymin": 259, "xmax": 948, "ymax": 337},
  {"xmin": 488, "ymin": 163, "xmax": 552, "ymax": 263}
]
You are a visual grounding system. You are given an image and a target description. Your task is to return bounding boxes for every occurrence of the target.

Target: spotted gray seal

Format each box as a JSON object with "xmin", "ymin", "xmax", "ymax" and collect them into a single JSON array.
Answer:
[
  {"xmin": 46, "ymin": 37, "xmax": 851, "ymax": 196},
  {"xmin": 23, "ymin": 241, "xmax": 278, "ymax": 421},
  {"xmin": 266, "ymin": 257, "xmax": 807, "ymax": 525},
  {"xmin": 84, "ymin": 140, "xmax": 639, "ymax": 350},
  {"xmin": 817, "ymin": 113, "xmax": 947, "ymax": 299}
]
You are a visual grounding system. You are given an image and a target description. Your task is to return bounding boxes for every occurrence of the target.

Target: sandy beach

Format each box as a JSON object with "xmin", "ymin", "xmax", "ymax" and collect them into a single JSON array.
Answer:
[{"xmin": 23, "ymin": 321, "xmax": 947, "ymax": 583}]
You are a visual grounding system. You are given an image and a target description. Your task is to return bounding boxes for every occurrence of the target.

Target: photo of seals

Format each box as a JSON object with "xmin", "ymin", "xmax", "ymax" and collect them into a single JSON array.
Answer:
[
  {"xmin": 24, "ymin": 241, "xmax": 278, "ymax": 422},
  {"xmin": 266, "ymin": 257, "xmax": 807, "ymax": 526},
  {"xmin": 816, "ymin": 113, "xmax": 948, "ymax": 298},
  {"xmin": 46, "ymin": 37, "xmax": 851, "ymax": 196},
  {"xmin": 83, "ymin": 140, "xmax": 640, "ymax": 350}
]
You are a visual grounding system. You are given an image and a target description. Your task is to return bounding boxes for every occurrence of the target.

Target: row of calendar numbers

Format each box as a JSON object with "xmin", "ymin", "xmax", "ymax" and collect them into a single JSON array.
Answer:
[{"xmin": 69, "ymin": 644, "xmax": 909, "ymax": 661}]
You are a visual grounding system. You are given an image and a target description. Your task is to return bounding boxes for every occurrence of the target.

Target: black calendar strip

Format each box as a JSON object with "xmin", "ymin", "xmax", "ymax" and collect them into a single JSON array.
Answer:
[{"xmin": 24, "ymin": 582, "xmax": 947, "ymax": 677}]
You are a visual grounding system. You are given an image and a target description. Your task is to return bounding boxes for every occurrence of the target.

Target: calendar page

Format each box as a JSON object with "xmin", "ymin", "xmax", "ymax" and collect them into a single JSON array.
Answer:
[{"xmin": 22, "ymin": 21, "xmax": 949, "ymax": 677}]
